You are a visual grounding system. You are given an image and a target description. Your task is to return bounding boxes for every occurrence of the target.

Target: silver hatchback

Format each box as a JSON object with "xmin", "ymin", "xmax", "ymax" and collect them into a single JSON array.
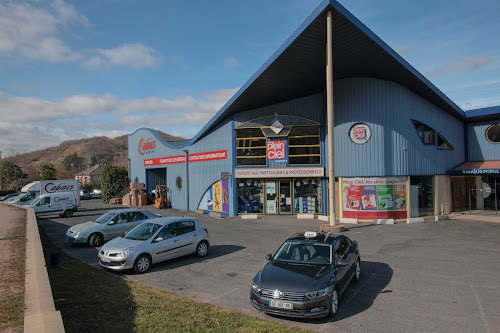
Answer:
[{"xmin": 98, "ymin": 217, "xmax": 210, "ymax": 273}]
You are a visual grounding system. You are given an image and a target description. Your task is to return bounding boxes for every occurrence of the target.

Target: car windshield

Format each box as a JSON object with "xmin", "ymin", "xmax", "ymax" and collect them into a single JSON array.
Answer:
[
  {"xmin": 124, "ymin": 222, "xmax": 162, "ymax": 241},
  {"xmin": 273, "ymin": 241, "xmax": 332, "ymax": 265},
  {"xmin": 95, "ymin": 212, "xmax": 116, "ymax": 224}
]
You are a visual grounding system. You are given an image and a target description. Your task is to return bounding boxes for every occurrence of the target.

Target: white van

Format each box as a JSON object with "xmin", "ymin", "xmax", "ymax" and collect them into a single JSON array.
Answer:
[
  {"xmin": 28, "ymin": 193, "xmax": 77, "ymax": 217},
  {"xmin": 10, "ymin": 180, "xmax": 80, "ymax": 207}
]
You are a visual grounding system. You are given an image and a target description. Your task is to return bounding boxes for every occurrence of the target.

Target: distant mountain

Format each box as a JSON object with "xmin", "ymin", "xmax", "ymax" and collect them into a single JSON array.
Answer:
[{"xmin": 3, "ymin": 130, "xmax": 184, "ymax": 181}]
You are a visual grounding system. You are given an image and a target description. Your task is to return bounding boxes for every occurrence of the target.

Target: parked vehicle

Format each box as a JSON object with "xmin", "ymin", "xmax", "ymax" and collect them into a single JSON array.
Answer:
[
  {"xmin": 80, "ymin": 189, "xmax": 92, "ymax": 200},
  {"xmin": 92, "ymin": 189, "xmax": 102, "ymax": 199},
  {"xmin": 10, "ymin": 180, "xmax": 80, "ymax": 207},
  {"xmin": 0, "ymin": 192, "xmax": 19, "ymax": 201},
  {"xmin": 250, "ymin": 231, "xmax": 361, "ymax": 318},
  {"xmin": 27, "ymin": 193, "xmax": 78, "ymax": 218},
  {"xmin": 66, "ymin": 209, "xmax": 160, "ymax": 247},
  {"xmin": 98, "ymin": 217, "xmax": 210, "ymax": 273}
]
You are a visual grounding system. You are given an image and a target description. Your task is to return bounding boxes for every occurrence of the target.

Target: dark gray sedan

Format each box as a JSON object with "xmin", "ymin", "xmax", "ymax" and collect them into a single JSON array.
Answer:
[{"xmin": 250, "ymin": 231, "xmax": 360, "ymax": 318}]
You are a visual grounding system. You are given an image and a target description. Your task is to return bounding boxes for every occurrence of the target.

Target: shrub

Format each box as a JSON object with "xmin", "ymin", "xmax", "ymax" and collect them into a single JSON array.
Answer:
[{"xmin": 101, "ymin": 165, "xmax": 128, "ymax": 203}]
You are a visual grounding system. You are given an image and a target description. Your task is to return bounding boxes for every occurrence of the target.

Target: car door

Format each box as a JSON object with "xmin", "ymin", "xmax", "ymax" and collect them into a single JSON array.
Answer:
[
  {"xmin": 334, "ymin": 237, "xmax": 350, "ymax": 294},
  {"xmin": 176, "ymin": 220, "xmax": 198, "ymax": 255},
  {"xmin": 35, "ymin": 196, "xmax": 51, "ymax": 215},
  {"xmin": 105, "ymin": 212, "xmax": 130, "ymax": 240},
  {"xmin": 150, "ymin": 223, "xmax": 182, "ymax": 263}
]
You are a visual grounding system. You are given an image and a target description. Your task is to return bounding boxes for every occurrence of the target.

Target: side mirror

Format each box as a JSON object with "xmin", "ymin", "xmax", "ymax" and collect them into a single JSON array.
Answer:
[
  {"xmin": 337, "ymin": 258, "xmax": 349, "ymax": 267},
  {"xmin": 265, "ymin": 254, "xmax": 272, "ymax": 261},
  {"xmin": 108, "ymin": 221, "xmax": 115, "ymax": 225},
  {"xmin": 153, "ymin": 237, "xmax": 164, "ymax": 243}
]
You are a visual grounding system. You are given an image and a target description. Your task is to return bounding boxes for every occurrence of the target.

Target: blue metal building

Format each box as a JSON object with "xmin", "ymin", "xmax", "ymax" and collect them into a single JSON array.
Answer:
[{"xmin": 128, "ymin": 0, "xmax": 499, "ymax": 219}]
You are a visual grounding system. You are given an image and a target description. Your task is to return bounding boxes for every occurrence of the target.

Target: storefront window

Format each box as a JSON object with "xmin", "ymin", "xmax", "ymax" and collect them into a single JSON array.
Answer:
[
  {"xmin": 237, "ymin": 178, "xmax": 264, "ymax": 213},
  {"xmin": 288, "ymin": 126, "xmax": 321, "ymax": 165},
  {"xmin": 294, "ymin": 178, "xmax": 322, "ymax": 214},
  {"xmin": 236, "ymin": 128, "xmax": 267, "ymax": 166},
  {"xmin": 410, "ymin": 176, "xmax": 434, "ymax": 217}
]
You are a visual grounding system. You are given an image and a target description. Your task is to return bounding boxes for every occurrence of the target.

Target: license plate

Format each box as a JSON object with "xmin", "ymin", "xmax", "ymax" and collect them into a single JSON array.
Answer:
[
  {"xmin": 101, "ymin": 259, "xmax": 111, "ymax": 263},
  {"xmin": 269, "ymin": 300, "xmax": 293, "ymax": 310}
]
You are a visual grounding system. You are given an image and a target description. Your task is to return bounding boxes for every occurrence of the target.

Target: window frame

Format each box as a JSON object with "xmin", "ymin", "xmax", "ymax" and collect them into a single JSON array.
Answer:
[
  {"xmin": 437, "ymin": 133, "xmax": 454, "ymax": 150},
  {"xmin": 235, "ymin": 128, "xmax": 267, "ymax": 166},
  {"xmin": 287, "ymin": 125, "xmax": 321, "ymax": 166}
]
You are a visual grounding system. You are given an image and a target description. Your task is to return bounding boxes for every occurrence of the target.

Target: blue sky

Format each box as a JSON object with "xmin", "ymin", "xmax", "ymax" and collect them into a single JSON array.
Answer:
[{"xmin": 0, "ymin": 0, "xmax": 499, "ymax": 155}]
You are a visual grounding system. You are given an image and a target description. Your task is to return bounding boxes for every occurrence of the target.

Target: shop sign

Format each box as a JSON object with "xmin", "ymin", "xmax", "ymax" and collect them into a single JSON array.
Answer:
[
  {"xmin": 448, "ymin": 168, "xmax": 500, "ymax": 175},
  {"xmin": 342, "ymin": 177, "xmax": 407, "ymax": 219},
  {"xmin": 234, "ymin": 167, "xmax": 324, "ymax": 178},
  {"xmin": 144, "ymin": 150, "xmax": 227, "ymax": 166},
  {"xmin": 138, "ymin": 138, "xmax": 156, "ymax": 155},
  {"xmin": 267, "ymin": 140, "xmax": 286, "ymax": 161},
  {"xmin": 349, "ymin": 123, "xmax": 371, "ymax": 144},
  {"xmin": 271, "ymin": 120, "xmax": 284, "ymax": 134}
]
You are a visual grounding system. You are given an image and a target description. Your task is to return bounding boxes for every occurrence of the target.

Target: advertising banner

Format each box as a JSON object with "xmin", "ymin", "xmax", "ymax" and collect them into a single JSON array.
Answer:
[
  {"xmin": 267, "ymin": 140, "xmax": 286, "ymax": 162},
  {"xmin": 144, "ymin": 150, "xmax": 227, "ymax": 166},
  {"xmin": 235, "ymin": 167, "xmax": 324, "ymax": 178},
  {"xmin": 198, "ymin": 179, "xmax": 229, "ymax": 214},
  {"xmin": 343, "ymin": 177, "xmax": 407, "ymax": 219}
]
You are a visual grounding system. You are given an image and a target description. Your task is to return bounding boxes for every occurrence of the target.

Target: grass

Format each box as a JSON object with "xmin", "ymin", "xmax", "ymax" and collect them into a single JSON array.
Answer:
[
  {"xmin": 0, "ymin": 209, "xmax": 26, "ymax": 333},
  {"xmin": 39, "ymin": 226, "xmax": 312, "ymax": 333}
]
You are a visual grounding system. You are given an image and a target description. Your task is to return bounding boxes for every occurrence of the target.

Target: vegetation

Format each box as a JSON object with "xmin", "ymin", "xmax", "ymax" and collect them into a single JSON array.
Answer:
[
  {"xmin": 39, "ymin": 163, "xmax": 57, "ymax": 180},
  {"xmin": 40, "ymin": 226, "xmax": 308, "ymax": 333},
  {"xmin": 62, "ymin": 152, "xmax": 84, "ymax": 172},
  {"xmin": 0, "ymin": 160, "xmax": 27, "ymax": 191},
  {"xmin": 101, "ymin": 165, "xmax": 129, "ymax": 203},
  {"xmin": 0, "ymin": 208, "xmax": 26, "ymax": 333}
]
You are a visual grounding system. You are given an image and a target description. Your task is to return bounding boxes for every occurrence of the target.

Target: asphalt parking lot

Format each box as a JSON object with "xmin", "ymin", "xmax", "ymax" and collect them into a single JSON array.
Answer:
[{"xmin": 41, "ymin": 199, "xmax": 500, "ymax": 333}]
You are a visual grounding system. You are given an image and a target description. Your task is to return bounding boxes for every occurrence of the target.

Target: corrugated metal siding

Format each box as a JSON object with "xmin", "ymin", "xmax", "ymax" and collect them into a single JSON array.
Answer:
[
  {"xmin": 128, "ymin": 118, "xmax": 234, "ymax": 215},
  {"xmin": 467, "ymin": 121, "xmax": 500, "ymax": 161},
  {"xmin": 326, "ymin": 78, "xmax": 465, "ymax": 176}
]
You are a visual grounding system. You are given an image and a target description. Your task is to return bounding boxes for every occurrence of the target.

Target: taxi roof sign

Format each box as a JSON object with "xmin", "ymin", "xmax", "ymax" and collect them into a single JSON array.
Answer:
[{"xmin": 304, "ymin": 231, "xmax": 317, "ymax": 238}]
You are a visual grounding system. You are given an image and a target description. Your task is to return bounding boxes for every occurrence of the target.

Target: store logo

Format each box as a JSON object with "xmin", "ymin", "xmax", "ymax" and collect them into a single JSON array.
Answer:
[
  {"xmin": 45, "ymin": 183, "xmax": 74, "ymax": 193},
  {"xmin": 350, "ymin": 123, "xmax": 371, "ymax": 144},
  {"xmin": 54, "ymin": 196, "xmax": 70, "ymax": 203},
  {"xmin": 267, "ymin": 140, "xmax": 285, "ymax": 160},
  {"xmin": 139, "ymin": 138, "xmax": 156, "ymax": 155},
  {"xmin": 270, "ymin": 120, "xmax": 284, "ymax": 134}
]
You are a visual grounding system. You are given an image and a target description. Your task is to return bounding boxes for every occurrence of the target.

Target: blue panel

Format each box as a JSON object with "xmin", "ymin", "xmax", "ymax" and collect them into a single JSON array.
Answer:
[
  {"xmin": 326, "ymin": 78, "xmax": 465, "ymax": 176},
  {"xmin": 467, "ymin": 121, "xmax": 500, "ymax": 161}
]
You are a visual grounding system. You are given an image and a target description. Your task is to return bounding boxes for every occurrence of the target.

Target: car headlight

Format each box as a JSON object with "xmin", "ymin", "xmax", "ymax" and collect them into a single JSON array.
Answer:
[
  {"xmin": 251, "ymin": 281, "xmax": 262, "ymax": 293},
  {"xmin": 71, "ymin": 231, "xmax": 80, "ymax": 237},
  {"xmin": 117, "ymin": 247, "xmax": 136, "ymax": 258},
  {"xmin": 305, "ymin": 286, "xmax": 333, "ymax": 299}
]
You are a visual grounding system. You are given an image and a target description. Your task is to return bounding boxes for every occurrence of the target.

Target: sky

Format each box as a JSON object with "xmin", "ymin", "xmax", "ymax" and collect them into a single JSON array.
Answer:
[{"xmin": 0, "ymin": 0, "xmax": 499, "ymax": 156}]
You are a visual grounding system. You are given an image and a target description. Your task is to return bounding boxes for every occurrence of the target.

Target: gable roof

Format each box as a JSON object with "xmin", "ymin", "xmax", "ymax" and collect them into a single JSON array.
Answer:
[{"xmin": 132, "ymin": 0, "xmax": 466, "ymax": 150}]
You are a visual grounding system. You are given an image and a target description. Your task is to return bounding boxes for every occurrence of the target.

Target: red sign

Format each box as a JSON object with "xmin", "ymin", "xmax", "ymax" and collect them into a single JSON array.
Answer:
[
  {"xmin": 143, "ymin": 150, "xmax": 227, "ymax": 166},
  {"xmin": 267, "ymin": 141, "xmax": 285, "ymax": 160},
  {"xmin": 139, "ymin": 138, "xmax": 156, "ymax": 155}
]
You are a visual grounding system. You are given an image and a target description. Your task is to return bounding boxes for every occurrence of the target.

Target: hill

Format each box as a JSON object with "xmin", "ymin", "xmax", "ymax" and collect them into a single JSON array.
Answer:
[{"xmin": 2, "ymin": 130, "xmax": 184, "ymax": 181}]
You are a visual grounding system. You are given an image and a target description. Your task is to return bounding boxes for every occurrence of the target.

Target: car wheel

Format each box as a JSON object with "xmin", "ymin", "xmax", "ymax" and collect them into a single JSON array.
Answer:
[
  {"xmin": 354, "ymin": 259, "xmax": 361, "ymax": 282},
  {"xmin": 195, "ymin": 241, "xmax": 209, "ymax": 257},
  {"xmin": 329, "ymin": 287, "xmax": 339, "ymax": 318},
  {"xmin": 64, "ymin": 209, "xmax": 73, "ymax": 218},
  {"xmin": 134, "ymin": 254, "xmax": 151, "ymax": 274},
  {"xmin": 88, "ymin": 233, "xmax": 104, "ymax": 247}
]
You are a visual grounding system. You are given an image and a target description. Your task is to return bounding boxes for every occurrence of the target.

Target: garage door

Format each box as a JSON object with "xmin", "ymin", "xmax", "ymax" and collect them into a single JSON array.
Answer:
[{"xmin": 146, "ymin": 168, "xmax": 167, "ymax": 193}]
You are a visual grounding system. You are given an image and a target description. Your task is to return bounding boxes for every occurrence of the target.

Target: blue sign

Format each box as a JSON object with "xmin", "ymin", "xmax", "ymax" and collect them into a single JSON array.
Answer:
[{"xmin": 448, "ymin": 168, "xmax": 500, "ymax": 175}]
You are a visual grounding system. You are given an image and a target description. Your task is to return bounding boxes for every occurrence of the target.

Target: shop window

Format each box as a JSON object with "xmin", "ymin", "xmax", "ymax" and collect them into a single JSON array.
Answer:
[
  {"xmin": 412, "ymin": 120, "xmax": 435, "ymax": 145},
  {"xmin": 294, "ymin": 178, "xmax": 322, "ymax": 214},
  {"xmin": 237, "ymin": 179, "xmax": 264, "ymax": 213},
  {"xmin": 288, "ymin": 126, "xmax": 321, "ymax": 165},
  {"xmin": 236, "ymin": 128, "xmax": 267, "ymax": 166},
  {"xmin": 486, "ymin": 124, "xmax": 500, "ymax": 143},
  {"xmin": 437, "ymin": 133, "xmax": 453, "ymax": 150}
]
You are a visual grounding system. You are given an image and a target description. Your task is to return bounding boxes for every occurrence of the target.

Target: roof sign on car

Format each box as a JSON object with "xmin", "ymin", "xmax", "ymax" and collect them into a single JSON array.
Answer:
[{"xmin": 304, "ymin": 231, "xmax": 317, "ymax": 238}]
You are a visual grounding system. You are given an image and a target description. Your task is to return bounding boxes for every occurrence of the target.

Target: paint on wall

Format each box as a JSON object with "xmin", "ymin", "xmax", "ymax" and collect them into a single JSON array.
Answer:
[{"xmin": 198, "ymin": 179, "xmax": 229, "ymax": 214}]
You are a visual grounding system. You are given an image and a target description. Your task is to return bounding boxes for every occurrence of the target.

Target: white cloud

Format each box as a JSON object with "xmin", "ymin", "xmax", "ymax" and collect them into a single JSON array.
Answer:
[
  {"xmin": 223, "ymin": 57, "xmax": 241, "ymax": 68},
  {"xmin": 0, "ymin": 88, "xmax": 239, "ymax": 156},
  {"xmin": 82, "ymin": 43, "xmax": 161, "ymax": 70},
  {"xmin": 0, "ymin": 0, "xmax": 87, "ymax": 62},
  {"xmin": 426, "ymin": 55, "xmax": 492, "ymax": 77}
]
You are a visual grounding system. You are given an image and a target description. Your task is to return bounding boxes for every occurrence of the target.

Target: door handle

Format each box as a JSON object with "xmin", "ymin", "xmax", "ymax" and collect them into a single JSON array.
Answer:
[{"xmin": 174, "ymin": 240, "xmax": 179, "ymax": 243}]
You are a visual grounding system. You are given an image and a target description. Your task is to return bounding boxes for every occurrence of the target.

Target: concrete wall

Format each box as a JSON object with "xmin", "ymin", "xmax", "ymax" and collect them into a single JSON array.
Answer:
[{"xmin": 435, "ymin": 175, "xmax": 452, "ymax": 215}]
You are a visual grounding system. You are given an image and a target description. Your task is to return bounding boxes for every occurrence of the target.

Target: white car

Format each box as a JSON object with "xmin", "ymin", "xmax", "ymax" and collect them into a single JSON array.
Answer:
[{"xmin": 66, "ymin": 209, "xmax": 160, "ymax": 247}]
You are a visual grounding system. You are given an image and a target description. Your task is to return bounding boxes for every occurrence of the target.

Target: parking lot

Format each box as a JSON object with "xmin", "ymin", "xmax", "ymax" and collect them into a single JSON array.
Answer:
[{"xmin": 42, "ymin": 199, "xmax": 500, "ymax": 333}]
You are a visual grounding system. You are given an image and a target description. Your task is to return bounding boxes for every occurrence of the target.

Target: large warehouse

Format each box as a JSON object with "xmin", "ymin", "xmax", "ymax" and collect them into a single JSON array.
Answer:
[{"xmin": 128, "ymin": 0, "xmax": 499, "ymax": 219}]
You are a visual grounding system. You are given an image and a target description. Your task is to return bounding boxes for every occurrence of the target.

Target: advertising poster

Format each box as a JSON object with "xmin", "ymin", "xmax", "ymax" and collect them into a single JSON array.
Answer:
[
  {"xmin": 198, "ymin": 179, "xmax": 229, "ymax": 214},
  {"xmin": 267, "ymin": 200, "xmax": 277, "ymax": 213},
  {"xmin": 266, "ymin": 181, "xmax": 276, "ymax": 195},
  {"xmin": 343, "ymin": 177, "xmax": 407, "ymax": 219}
]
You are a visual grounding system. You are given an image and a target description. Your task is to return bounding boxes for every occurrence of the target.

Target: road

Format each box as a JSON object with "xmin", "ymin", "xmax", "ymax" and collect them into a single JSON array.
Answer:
[{"xmin": 41, "ymin": 199, "xmax": 500, "ymax": 333}]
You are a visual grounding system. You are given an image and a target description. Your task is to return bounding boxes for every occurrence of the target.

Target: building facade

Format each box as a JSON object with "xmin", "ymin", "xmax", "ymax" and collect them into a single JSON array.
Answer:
[{"xmin": 128, "ymin": 0, "xmax": 499, "ymax": 219}]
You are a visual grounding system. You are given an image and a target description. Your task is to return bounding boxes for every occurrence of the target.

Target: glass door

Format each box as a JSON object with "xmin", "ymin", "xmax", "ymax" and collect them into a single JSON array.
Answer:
[
  {"xmin": 265, "ymin": 180, "xmax": 278, "ymax": 214},
  {"xmin": 279, "ymin": 179, "xmax": 292, "ymax": 214}
]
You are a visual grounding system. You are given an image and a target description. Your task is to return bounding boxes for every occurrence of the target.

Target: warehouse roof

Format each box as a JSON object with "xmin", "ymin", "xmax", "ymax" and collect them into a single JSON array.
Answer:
[{"xmin": 465, "ymin": 105, "xmax": 500, "ymax": 122}]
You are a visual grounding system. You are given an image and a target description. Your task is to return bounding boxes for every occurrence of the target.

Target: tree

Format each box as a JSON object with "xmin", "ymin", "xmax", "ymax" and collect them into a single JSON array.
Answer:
[
  {"xmin": 39, "ymin": 163, "xmax": 57, "ymax": 180},
  {"xmin": 0, "ymin": 160, "xmax": 26, "ymax": 190},
  {"xmin": 62, "ymin": 152, "xmax": 84, "ymax": 171},
  {"xmin": 101, "ymin": 165, "xmax": 129, "ymax": 203}
]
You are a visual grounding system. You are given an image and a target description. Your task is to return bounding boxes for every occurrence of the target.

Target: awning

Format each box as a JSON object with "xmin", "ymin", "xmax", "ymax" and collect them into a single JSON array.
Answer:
[{"xmin": 448, "ymin": 161, "xmax": 500, "ymax": 175}]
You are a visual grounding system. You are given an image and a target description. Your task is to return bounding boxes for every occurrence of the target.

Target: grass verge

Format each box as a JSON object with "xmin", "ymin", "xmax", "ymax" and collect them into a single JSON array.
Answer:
[
  {"xmin": 39, "ymin": 225, "xmax": 312, "ymax": 333},
  {"xmin": 0, "ymin": 208, "xmax": 26, "ymax": 333}
]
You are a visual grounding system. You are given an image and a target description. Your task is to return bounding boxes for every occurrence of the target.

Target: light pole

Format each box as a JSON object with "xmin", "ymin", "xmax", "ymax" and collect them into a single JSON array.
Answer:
[{"xmin": 183, "ymin": 150, "xmax": 189, "ymax": 211}]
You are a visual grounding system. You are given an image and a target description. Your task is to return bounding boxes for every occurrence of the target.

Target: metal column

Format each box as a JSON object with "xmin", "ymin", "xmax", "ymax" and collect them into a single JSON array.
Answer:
[{"xmin": 326, "ymin": 10, "xmax": 336, "ymax": 226}]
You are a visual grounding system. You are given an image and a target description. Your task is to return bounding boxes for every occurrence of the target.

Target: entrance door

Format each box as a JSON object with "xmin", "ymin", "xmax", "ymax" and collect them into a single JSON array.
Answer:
[
  {"xmin": 279, "ymin": 179, "xmax": 292, "ymax": 214},
  {"xmin": 265, "ymin": 180, "xmax": 278, "ymax": 214}
]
